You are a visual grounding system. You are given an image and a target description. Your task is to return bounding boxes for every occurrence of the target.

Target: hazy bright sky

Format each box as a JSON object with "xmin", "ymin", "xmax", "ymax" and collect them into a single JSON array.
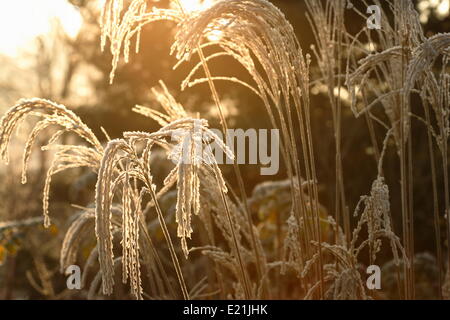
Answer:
[
  {"xmin": 0, "ymin": 0, "xmax": 83, "ymax": 57},
  {"xmin": 0, "ymin": 0, "xmax": 209, "ymax": 57},
  {"xmin": 0, "ymin": 0, "xmax": 447, "ymax": 57}
]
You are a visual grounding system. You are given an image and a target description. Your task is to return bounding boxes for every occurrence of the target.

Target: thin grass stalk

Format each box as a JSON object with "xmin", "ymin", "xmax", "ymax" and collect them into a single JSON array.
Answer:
[
  {"xmin": 295, "ymin": 89, "xmax": 325, "ymax": 299},
  {"xmin": 363, "ymin": 98, "xmax": 382, "ymax": 168},
  {"xmin": 400, "ymin": 49, "xmax": 411, "ymax": 300},
  {"xmin": 422, "ymin": 98, "xmax": 443, "ymax": 299},
  {"xmin": 199, "ymin": 208, "xmax": 227, "ymax": 299},
  {"xmin": 134, "ymin": 148, "xmax": 189, "ymax": 299},
  {"xmin": 288, "ymin": 71, "xmax": 324, "ymax": 297},
  {"xmin": 400, "ymin": 38, "xmax": 414, "ymax": 300},
  {"xmin": 305, "ymin": 0, "xmax": 350, "ymax": 245},
  {"xmin": 139, "ymin": 214, "xmax": 177, "ymax": 298},
  {"xmin": 408, "ymin": 120, "xmax": 415, "ymax": 299},
  {"xmin": 196, "ymin": 48, "xmax": 259, "ymax": 297},
  {"xmin": 334, "ymin": 0, "xmax": 350, "ymax": 244},
  {"xmin": 217, "ymin": 173, "xmax": 252, "ymax": 299},
  {"xmin": 441, "ymin": 126, "xmax": 450, "ymax": 283},
  {"xmin": 147, "ymin": 182, "xmax": 190, "ymax": 300},
  {"xmin": 379, "ymin": 130, "xmax": 406, "ymax": 299},
  {"xmin": 437, "ymin": 73, "xmax": 450, "ymax": 279},
  {"xmin": 423, "ymin": 56, "xmax": 450, "ymax": 289}
]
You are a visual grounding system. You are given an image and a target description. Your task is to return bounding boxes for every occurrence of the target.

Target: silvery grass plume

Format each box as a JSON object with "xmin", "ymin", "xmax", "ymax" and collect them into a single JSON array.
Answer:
[
  {"xmin": 0, "ymin": 98, "xmax": 149, "ymax": 299},
  {"xmin": 95, "ymin": 82, "xmax": 234, "ymax": 298},
  {"xmin": 0, "ymin": 98, "xmax": 103, "ymax": 228},
  {"xmin": 351, "ymin": 177, "xmax": 407, "ymax": 267},
  {"xmin": 100, "ymin": 0, "xmax": 181, "ymax": 83}
]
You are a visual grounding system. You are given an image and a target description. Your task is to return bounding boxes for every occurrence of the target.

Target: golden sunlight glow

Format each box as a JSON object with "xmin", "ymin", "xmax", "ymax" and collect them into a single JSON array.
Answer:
[
  {"xmin": 175, "ymin": 0, "xmax": 225, "ymax": 40},
  {"xmin": 0, "ymin": 0, "xmax": 82, "ymax": 57},
  {"xmin": 418, "ymin": 0, "xmax": 450, "ymax": 23},
  {"xmin": 177, "ymin": 0, "xmax": 215, "ymax": 12},
  {"xmin": 206, "ymin": 18, "xmax": 231, "ymax": 41},
  {"xmin": 437, "ymin": 0, "xmax": 450, "ymax": 17},
  {"xmin": 207, "ymin": 30, "xmax": 224, "ymax": 42}
]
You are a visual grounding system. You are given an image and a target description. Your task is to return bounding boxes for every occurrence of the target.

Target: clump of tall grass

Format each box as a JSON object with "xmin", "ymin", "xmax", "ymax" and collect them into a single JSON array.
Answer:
[{"xmin": 0, "ymin": 0, "xmax": 448, "ymax": 300}]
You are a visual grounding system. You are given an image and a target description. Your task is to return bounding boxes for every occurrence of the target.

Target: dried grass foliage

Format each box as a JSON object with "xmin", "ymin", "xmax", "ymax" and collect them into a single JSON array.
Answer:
[{"xmin": 0, "ymin": 0, "xmax": 449, "ymax": 300}]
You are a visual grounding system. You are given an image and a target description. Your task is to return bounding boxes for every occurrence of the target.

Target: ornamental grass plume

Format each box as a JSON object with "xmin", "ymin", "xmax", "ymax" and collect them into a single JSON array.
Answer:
[{"xmin": 0, "ymin": 98, "xmax": 103, "ymax": 228}]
